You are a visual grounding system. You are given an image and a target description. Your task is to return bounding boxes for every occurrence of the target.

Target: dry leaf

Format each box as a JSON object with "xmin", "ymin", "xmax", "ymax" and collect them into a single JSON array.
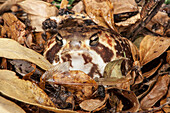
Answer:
[
  {"xmin": 139, "ymin": 35, "xmax": 170, "ymax": 66},
  {"xmin": 72, "ymin": 1, "xmax": 84, "ymax": 13},
  {"xmin": 25, "ymin": 32, "xmax": 49, "ymax": 53},
  {"xmin": 146, "ymin": 11, "xmax": 169, "ymax": 36},
  {"xmin": 9, "ymin": 59, "xmax": 42, "ymax": 78},
  {"xmin": 60, "ymin": 0, "xmax": 68, "ymax": 9},
  {"xmin": 2, "ymin": 13, "xmax": 26, "ymax": 44},
  {"xmin": 52, "ymin": 70, "xmax": 97, "ymax": 100},
  {"xmin": 0, "ymin": 70, "xmax": 76, "ymax": 113},
  {"xmin": 166, "ymin": 50, "xmax": 170, "ymax": 64},
  {"xmin": 160, "ymin": 88, "xmax": 170, "ymax": 112},
  {"xmin": 111, "ymin": 0, "xmax": 138, "ymax": 14},
  {"xmin": 0, "ymin": 38, "xmax": 52, "ymax": 70},
  {"xmin": 136, "ymin": 78, "xmax": 157, "ymax": 99},
  {"xmin": 111, "ymin": 0, "xmax": 140, "ymax": 27},
  {"xmin": 97, "ymin": 77, "xmax": 131, "ymax": 90},
  {"xmin": 121, "ymin": 90, "xmax": 140, "ymax": 112},
  {"xmin": 83, "ymin": 0, "xmax": 116, "ymax": 31},
  {"xmin": 18, "ymin": 0, "xmax": 58, "ymax": 32},
  {"xmin": 115, "ymin": 13, "xmax": 140, "ymax": 27},
  {"xmin": 143, "ymin": 61, "xmax": 162, "ymax": 78},
  {"xmin": 107, "ymin": 88, "xmax": 140, "ymax": 112},
  {"xmin": 0, "ymin": 70, "xmax": 54, "ymax": 106},
  {"xmin": 0, "ymin": 0, "xmax": 23, "ymax": 15},
  {"xmin": 140, "ymin": 75, "xmax": 169, "ymax": 109},
  {"xmin": 18, "ymin": 0, "xmax": 57, "ymax": 17},
  {"xmin": 0, "ymin": 96, "xmax": 26, "ymax": 113},
  {"xmin": 104, "ymin": 58, "xmax": 126, "ymax": 78},
  {"xmin": 0, "ymin": 58, "xmax": 7, "ymax": 69},
  {"xmin": 79, "ymin": 94, "xmax": 109, "ymax": 111},
  {"xmin": 41, "ymin": 62, "xmax": 97, "ymax": 102}
]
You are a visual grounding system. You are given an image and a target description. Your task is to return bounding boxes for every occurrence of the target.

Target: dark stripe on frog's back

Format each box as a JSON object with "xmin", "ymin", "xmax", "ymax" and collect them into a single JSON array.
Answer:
[
  {"xmin": 90, "ymin": 43, "xmax": 114, "ymax": 63},
  {"xmin": 115, "ymin": 37, "xmax": 133, "ymax": 75},
  {"xmin": 46, "ymin": 43, "xmax": 62, "ymax": 63}
]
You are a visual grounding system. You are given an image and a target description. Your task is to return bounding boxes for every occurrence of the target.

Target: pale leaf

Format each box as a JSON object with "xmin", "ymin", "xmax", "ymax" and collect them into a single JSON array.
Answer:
[
  {"xmin": 0, "ymin": 96, "xmax": 26, "ymax": 113},
  {"xmin": 18, "ymin": 0, "xmax": 58, "ymax": 31},
  {"xmin": 72, "ymin": 1, "xmax": 84, "ymax": 13},
  {"xmin": 0, "ymin": 70, "xmax": 76, "ymax": 113},
  {"xmin": 0, "ymin": 38, "xmax": 52, "ymax": 70},
  {"xmin": 18, "ymin": 0, "xmax": 57, "ymax": 17}
]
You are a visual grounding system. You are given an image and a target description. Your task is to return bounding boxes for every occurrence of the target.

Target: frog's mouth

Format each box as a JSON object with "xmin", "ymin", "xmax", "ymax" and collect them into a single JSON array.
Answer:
[{"xmin": 56, "ymin": 50, "xmax": 106, "ymax": 78}]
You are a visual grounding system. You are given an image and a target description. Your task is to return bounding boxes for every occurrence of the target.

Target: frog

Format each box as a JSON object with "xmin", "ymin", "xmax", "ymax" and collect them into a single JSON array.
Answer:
[{"xmin": 42, "ymin": 9, "xmax": 133, "ymax": 79}]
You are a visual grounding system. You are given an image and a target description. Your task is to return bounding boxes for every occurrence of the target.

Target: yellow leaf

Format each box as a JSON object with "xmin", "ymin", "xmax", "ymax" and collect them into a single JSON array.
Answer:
[
  {"xmin": 0, "ymin": 70, "xmax": 76, "ymax": 113},
  {"xmin": 0, "ymin": 38, "xmax": 52, "ymax": 70},
  {"xmin": 0, "ymin": 96, "xmax": 26, "ymax": 113}
]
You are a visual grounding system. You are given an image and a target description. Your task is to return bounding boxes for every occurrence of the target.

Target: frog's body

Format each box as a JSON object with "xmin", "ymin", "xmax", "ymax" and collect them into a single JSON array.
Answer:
[{"xmin": 43, "ymin": 10, "xmax": 133, "ymax": 78}]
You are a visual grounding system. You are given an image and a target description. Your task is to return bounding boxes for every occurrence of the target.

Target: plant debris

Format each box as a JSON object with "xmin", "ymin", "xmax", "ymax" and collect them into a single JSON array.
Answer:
[{"xmin": 0, "ymin": 0, "xmax": 169, "ymax": 112}]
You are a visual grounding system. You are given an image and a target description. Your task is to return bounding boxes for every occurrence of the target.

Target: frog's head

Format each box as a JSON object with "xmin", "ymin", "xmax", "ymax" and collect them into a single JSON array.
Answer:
[{"xmin": 43, "ymin": 12, "xmax": 133, "ymax": 78}]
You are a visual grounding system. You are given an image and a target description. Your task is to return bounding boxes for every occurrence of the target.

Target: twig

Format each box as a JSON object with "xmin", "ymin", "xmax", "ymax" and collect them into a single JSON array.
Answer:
[{"xmin": 128, "ymin": 0, "xmax": 165, "ymax": 41}]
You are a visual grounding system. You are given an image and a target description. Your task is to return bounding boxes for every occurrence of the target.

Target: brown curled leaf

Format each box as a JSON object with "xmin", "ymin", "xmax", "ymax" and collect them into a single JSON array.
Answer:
[
  {"xmin": 107, "ymin": 88, "xmax": 140, "ymax": 112},
  {"xmin": 145, "ymin": 11, "xmax": 169, "ymax": 36},
  {"xmin": 160, "ymin": 88, "xmax": 170, "ymax": 112},
  {"xmin": 143, "ymin": 61, "xmax": 162, "ymax": 78},
  {"xmin": 41, "ymin": 62, "xmax": 97, "ymax": 102},
  {"xmin": 52, "ymin": 70, "xmax": 97, "ymax": 99},
  {"xmin": 79, "ymin": 94, "xmax": 109, "ymax": 112},
  {"xmin": 2, "ymin": 13, "xmax": 26, "ymax": 45},
  {"xmin": 140, "ymin": 75, "xmax": 169, "ymax": 110},
  {"xmin": 139, "ymin": 35, "xmax": 170, "ymax": 66}
]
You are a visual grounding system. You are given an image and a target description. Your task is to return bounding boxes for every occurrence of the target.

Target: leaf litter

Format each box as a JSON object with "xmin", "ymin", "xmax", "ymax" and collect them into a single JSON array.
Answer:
[{"xmin": 0, "ymin": 0, "xmax": 169, "ymax": 112}]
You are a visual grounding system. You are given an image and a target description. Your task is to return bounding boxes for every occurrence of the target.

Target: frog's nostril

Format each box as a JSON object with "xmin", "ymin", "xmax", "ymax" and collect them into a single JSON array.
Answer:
[{"xmin": 69, "ymin": 41, "xmax": 81, "ymax": 49}]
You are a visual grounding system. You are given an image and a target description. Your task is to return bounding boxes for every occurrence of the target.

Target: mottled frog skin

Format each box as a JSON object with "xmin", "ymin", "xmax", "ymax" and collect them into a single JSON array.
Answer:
[{"xmin": 42, "ymin": 9, "xmax": 133, "ymax": 78}]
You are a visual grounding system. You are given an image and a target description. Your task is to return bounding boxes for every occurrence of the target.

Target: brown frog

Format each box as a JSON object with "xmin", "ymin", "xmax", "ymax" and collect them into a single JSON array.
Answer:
[{"xmin": 42, "ymin": 9, "xmax": 133, "ymax": 79}]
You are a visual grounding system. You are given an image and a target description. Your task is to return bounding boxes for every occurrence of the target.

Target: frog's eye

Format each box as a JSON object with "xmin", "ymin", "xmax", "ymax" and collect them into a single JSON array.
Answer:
[
  {"xmin": 54, "ymin": 33, "xmax": 63, "ymax": 46},
  {"xmin": 89, "ymin": 33, "xmax": 99, "ymax": 46}
]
